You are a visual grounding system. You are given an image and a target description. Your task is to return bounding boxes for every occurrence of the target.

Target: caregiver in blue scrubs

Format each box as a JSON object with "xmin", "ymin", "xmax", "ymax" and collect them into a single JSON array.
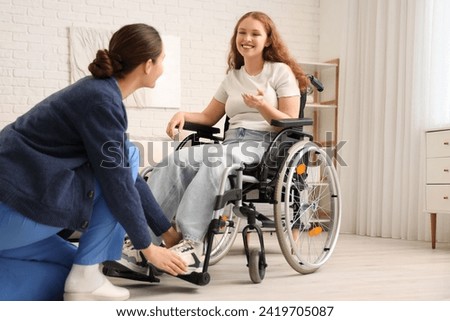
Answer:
[{"xmin": 0, "ymin": 23, "xmax": 186, "ymax": 301}]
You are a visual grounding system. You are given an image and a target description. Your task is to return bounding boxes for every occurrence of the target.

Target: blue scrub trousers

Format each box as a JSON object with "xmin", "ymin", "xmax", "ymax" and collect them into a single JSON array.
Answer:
[{"xmin": 0, "ymin": 145, "xmax": 140, "ymax": 301}]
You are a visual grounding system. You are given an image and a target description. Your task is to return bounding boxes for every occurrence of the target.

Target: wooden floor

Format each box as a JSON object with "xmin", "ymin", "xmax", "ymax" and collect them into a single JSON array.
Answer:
[{"xmin": 112, "ymin": 233, "xmax": 450, "ymax": 301}]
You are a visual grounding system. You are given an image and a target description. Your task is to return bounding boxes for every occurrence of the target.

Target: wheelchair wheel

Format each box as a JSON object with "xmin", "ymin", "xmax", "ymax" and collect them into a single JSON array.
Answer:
[
  {"xmin": 274, "ymin": 141, "xmax": 341, "ymax": 274},
  {"xmin": 248, "ymin": 248, "xmax": 265, "ymax": 284},
  {"xmin": 208, "ymin": 204, "xmax": 241, "ymax": 266}
]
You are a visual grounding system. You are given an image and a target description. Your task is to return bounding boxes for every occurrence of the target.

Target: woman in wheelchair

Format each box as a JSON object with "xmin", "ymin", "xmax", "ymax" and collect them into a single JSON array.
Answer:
[
  {"xmin": 119, "ymin": 12, "xmax": 310, "ymax": 277},
  {"xmin": 0, "ymin": 24, "xmax": 187, "ymax": 301}
]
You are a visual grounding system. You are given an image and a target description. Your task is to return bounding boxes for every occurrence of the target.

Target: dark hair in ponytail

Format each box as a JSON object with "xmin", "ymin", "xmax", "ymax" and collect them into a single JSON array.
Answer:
[{"xmin": 89, "ymin": 23, "xmax": 162, "ymax": 79}]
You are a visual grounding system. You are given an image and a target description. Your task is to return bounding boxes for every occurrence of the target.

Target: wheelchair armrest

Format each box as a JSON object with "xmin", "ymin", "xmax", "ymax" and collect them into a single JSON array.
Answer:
[
  {"xmin": 180, "ymin": 122, "xmax": 221, "ymax": 135},
  {"xmin": 270, "ymin": 118, "xmax": 313, "ymax": 128}
]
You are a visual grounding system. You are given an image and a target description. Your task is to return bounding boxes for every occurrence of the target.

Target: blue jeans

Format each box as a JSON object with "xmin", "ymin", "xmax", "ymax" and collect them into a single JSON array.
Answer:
[
  {"xmin": 148, "ymin": 128, "xmax": 274, "ymax": 243},
  {"xmin": 0, "ymin": 144, "xmax": 140, "ymax": 301}
]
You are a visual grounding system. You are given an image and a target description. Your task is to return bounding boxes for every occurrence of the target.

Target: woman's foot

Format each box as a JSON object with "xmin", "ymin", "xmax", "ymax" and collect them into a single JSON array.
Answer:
[
  {"xmin": 169, "ymin": 239, "xmax": 203, "ymax": 274},
  {"xmin": 64, "ymin": 264, "xmax": 130, "ymax": 301}
]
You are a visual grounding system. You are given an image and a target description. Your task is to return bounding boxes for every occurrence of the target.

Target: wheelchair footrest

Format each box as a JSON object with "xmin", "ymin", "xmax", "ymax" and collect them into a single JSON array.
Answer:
[
  {"xmin": 177, "ymin": 272, "xmax": 210, "ymax": 286},
  {"xmin": 102, "ymin": 261, "xmax": 161, "ymax": 283}
]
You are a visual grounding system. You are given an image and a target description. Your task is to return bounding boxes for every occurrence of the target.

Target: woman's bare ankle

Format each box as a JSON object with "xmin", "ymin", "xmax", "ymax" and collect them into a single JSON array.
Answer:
[{"xmin": 162, "ymin": 226, "xmax": 182, "ymax": 248}]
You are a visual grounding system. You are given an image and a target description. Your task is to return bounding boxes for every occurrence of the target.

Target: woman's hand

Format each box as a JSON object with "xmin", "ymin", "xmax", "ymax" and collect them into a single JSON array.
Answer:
[
  {"xmin": 141, "ymin": 243, "xmax": 187, "ymax": 276},
  {"xmin": 166, "ymin": 111, "xmax": 185, "ymax": 139},
  {"xmin": 241, "ymin": 88, "xmax": 266, "ymax": 109},
  {"xmin": 242, "ymin": 90, "xmax": 300, "ymax": 126}
]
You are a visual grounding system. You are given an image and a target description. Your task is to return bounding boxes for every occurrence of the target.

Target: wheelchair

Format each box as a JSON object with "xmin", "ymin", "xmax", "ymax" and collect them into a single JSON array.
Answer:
[{"xmin": 104, "ymin": 74, "xmax": 342, "ymax": 285}]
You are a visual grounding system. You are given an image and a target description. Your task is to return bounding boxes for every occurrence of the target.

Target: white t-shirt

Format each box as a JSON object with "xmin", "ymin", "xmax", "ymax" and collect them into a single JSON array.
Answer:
[{"xmin": 214, "ymin": 62, "xmax": 300, "ymax": 132}]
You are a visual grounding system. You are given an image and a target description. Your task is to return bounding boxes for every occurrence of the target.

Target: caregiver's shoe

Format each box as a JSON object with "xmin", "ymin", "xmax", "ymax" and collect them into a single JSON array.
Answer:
[{"xmin": 64, "ymin": 263, "xmax": 130, "ymax": 301}]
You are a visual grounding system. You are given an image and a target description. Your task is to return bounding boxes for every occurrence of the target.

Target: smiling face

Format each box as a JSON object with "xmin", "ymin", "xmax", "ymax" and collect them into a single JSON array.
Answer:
[{"xmin": 235, "ymin": 17, "xmax": 269, "ymax": 60}]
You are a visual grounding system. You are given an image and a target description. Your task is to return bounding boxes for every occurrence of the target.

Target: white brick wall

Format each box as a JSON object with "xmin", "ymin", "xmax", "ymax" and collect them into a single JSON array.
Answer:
[{"xmin": 0, "ymin": 0, "xmax": 320, "ymax": 140}]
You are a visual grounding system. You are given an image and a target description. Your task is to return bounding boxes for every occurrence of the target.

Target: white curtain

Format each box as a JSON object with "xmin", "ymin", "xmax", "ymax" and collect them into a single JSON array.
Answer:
[{"xmin": 338, "ymin": 0, "xmax": 450, "ymax": 241}]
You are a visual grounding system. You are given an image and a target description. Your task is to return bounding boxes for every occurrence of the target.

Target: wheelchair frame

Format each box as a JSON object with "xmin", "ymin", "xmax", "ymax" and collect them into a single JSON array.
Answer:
[
  {"xmin": 104, "ymin": 75, "xmax": 342, "ymax": 285},
  {"xmin": 180, "ymin": 121, "xmax": 341, "ymax": 284}
]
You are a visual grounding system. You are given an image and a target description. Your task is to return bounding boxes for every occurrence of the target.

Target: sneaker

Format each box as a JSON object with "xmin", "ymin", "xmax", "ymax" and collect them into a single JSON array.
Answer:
[
  {"xmin": 116, "ymin": 237, "xmax": 149, "ymax": 275},
  {"xmin": 170, "ymin": 240, "xmax": 204, "ymax": 274}
]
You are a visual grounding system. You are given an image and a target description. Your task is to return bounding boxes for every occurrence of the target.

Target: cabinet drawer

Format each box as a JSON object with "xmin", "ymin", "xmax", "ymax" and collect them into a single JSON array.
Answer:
[
  {"xmin": 427, "ymin": 130, "xmax": 450, "ymax": 158},
  {"xmin": 426, "ymin": 185, "xmax": 450, "ymax": 213},
  {"xmin": 427, "ymin": 158, "xmax": 450, "ymax": 183}
]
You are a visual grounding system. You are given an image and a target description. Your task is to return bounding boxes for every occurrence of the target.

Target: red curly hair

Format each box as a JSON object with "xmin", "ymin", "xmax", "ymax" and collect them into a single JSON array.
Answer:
[{"xmin": 227, "ymin": 11, "xmax": 309, "ymax": 93}]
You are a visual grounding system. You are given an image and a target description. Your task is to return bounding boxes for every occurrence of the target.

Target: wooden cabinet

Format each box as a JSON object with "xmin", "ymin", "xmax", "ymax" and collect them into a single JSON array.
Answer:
[
  {"xmin": 300, "ymin": 59, "xmax": 339, "ymax": 162},
  {"xmin": 425, "ymin": 128, "xmax": 450, "ymax": 248}
]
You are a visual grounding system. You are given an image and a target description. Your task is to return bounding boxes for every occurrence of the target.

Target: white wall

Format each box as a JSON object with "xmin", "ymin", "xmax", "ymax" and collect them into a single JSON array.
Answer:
[
  {"xmin": 0, "ymin": 0, "xmax": 321, "ymax": 142},
  {"xmin": 319, "ymin": 0, "xmax": 347, "ymax": 61},
  {"xmin": 317, "ymin": 0, "xmax": 350, "ymax": 166}
]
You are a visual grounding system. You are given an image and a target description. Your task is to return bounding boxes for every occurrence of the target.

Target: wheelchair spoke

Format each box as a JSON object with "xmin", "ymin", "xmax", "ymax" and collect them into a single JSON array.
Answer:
[{"xmin": 274, "ymin": 141, "xmax": 341, "ymax": 274}]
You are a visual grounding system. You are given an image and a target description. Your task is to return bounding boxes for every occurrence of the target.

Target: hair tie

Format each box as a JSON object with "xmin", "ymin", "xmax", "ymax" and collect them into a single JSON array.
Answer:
[
  {"xmin": 107, "ymin": 50, "xmax": 124, "ymax": 72},
  {"xmin": 106, "ymin": 49, "xmax": 122, "ymax": 63}
]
